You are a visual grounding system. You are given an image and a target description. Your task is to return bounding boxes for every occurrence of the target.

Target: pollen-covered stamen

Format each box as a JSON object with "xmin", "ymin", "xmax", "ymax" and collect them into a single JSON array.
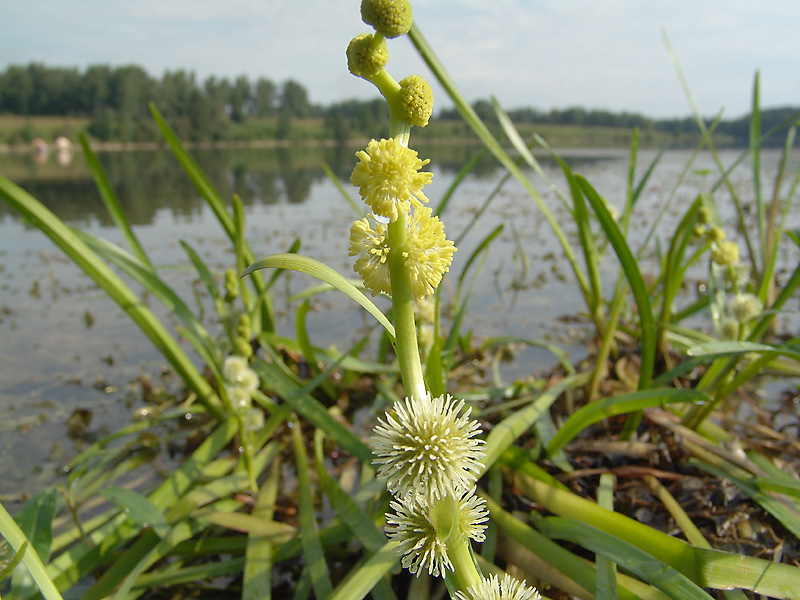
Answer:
[
  {"xmin": 351, "ymin": 138, "xmax": 432, "ymax": 222},
  {"xmin": 402, "ymin": 206, "xmax": 455, "ymax": 298},
  {"xmin": 373, "ymin": 393, "xmax": 485, "ymax": 502},
  {"xmin": 349, "ymin": 215, "xmax": 392, "ymax": 296}
]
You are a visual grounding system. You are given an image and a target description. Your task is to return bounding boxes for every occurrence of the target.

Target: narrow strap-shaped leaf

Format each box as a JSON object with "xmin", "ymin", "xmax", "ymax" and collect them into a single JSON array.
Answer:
[
  {"xmin": 537, "ymin": 517, "xmax": 715, "ymax": 600},
  {"xmin": 243, "ymin": 253, "xmax": 395, "ymax": 340},
  {"xmin": 408, "ymin": 24, "xmax": 589, "ymax": 300},
  {"xmin": 434, "ymin": 147, "xmax": 487, "ymax": 217},
  {"xmin": 512, "ymin": 469, "xmax": 800, "ymax": 596},
  {"xmin": 251, "ymin": 357, "xmax": 372, "ymax": 463},
  {"xmin": 578, "ymin": 175, "xmax": 655, "ymax": 391},
  {"xmin": 0, "ymin": 500, "xmax": 63, "ymax": 600},
  {"xmin": 180, "ymin": 240, "xmax": 222, "ymax": 307},
  {"xmin": 79, "ymin": 133, "xmax": 151, "ymax": 268},
  {"xmin": 313, "ymin": 429, "xmax": 388, "ymax": 554},
  {"xmin": 546, "ymin": 388, "xmax": 711, "ymax": 457},
  {"xmin": 292, "ymin": 423, "xmax": 334, "ymax": 600},
  {"xmin": 329, "ymin": 541, "xmax": 401, "ymax": 600},
  {"xmin": 483, "ymin": 371, "xmax": 590, "ymax": 474},
  {"xmin": 596, "ymin": 474, "xmax": 619, "ymax": 600},
  {"xmin": 692, "ymin": 459, "xmax": 800, "ymax": 541},
  {"xmin": 243, "ymin": 458, "xmax": 282, "ymax": 600},
  {"xmin": 74, "ymin": 228, "xmax": 218, "ymax": 360},
  {"xmin": 484, "ymin": 495, "xmax": 641, "ymax": 600},
  {"xmin": 99, "ymin": 488, "xmax": 170, "ymax": 538},
  {"xmin": 322, "ymin": 162, "xmax": 363, "ymax": 217}
]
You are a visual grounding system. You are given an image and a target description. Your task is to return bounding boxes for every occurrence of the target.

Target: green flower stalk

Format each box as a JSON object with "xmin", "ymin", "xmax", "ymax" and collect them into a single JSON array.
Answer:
[{"xmin": 345, "ymin": 1, "xmax": 495, "ymax": 594}]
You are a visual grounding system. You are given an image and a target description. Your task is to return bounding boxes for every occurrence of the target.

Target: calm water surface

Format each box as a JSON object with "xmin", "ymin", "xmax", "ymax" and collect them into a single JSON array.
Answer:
[{"xmin": 1, "ymin": 144, "xmax": 798, "ymax": 500}]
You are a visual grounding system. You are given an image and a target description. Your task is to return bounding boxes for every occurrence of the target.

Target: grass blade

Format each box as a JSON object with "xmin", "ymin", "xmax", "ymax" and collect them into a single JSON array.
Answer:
[
  {"xmin": 483, "ymin": 371, "xmax": 590, "ymax": 474},
  {"xmin": 578, "ymin": 175, "xmax": 655, "ymax": 391},
  {"xmin": 546, "ymin": 388, "xmax": 711, "ymax": 456},
  {"xmin": 329, "ymin": 541, "xmax": 401, "ymax": 600},
  {"xmin": 243, "ymin": 253, "xmax": 395, "ymax": 340},
  {"xmin": 595, "ymin": 474, "xmax": 619, "ymax": 600},
  {"xmin": 292, "ymin": 422, "xmax": 334, "ymax": 600},
  {"xmin": 243, "ymin": 459, "xmax": 282, "ymax": 600},
  {"xmin": 79, "ymin": 133, "xmax": 151, "ymax": 267},
  {"xmin": 0, "ymin": 500, "xmax": 63, "ymax": 600},
  {"xmin": 537, "ymin": 517, "xmax": 715, "ymax": 600}
]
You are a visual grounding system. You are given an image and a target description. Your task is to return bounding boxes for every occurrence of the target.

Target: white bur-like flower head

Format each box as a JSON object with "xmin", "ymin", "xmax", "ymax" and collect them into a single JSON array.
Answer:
[
  {"xmin": 372, "ymin": 393, "xmax": 485, "ymax": 502},
  {"xmin": 454, "ymin": 573, "xmax": 542, "ymax": 600},
  {"xmin": 386, "ymin": 487, "xmax": 489, "ymax": 577}
]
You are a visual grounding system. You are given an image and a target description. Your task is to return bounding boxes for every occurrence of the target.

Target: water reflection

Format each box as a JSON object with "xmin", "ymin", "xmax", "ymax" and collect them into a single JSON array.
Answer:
[{"xmin": 0, "ymin": 142, "xmax": 629, "ymax": 230}]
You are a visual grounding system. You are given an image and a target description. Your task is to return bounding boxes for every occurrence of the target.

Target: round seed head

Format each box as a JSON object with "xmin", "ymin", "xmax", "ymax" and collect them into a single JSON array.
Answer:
[
  {"xmin": 347, "ymin": 33, "xmax": 389, "ymax": 79},
  {"xmin": 372, "ymin": 392, "xmax": 485, "ymax": 502},
  {"xmin": 361, "ymin": 0, "xmax": 413, "ymax": 39}
]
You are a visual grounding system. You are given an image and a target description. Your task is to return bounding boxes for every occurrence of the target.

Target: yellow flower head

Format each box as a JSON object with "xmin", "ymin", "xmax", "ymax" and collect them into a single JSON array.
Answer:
[
  {"xmin": 349, "ymin": 215, "xmax": 392, "ymax": 296},
  {"xmin": 351, "ymin": 138, "xmax": 432, "ymax": 222},
  {"xmin": 349, "ymin": 207, "xmax": 456, "ymax": 298},
  {"xmin": 361, "ymin": 0, "xmax": 413, "ymax": 39},
  {"xmin": 404, "ymin": 206, "xmax": 455, "ymax": 298},
  {"xmin": 711, "ymin": 240, "xmax": 739, "ymax": 266},
  {"xmin": 399, "ymin": 75, "xmax": 433, "ymax": 127},
  {"xmin": 705, "ymin": 225, "xmax": 726, "ymax": 244},
  {"xmin": 346, "ymin": 33, "xmax": 389, "ymax": 80}
]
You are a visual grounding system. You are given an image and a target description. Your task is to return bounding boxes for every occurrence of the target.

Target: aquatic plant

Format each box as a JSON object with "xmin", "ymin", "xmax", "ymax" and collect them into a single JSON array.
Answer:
[{"xmin": 1, "ymin": 0, "xmax": 800, "ymax": 599}]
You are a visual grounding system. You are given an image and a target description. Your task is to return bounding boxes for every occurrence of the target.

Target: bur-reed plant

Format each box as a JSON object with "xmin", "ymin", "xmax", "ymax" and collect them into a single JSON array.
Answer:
[{"xmin": 2, "ymin": 1, "xmax": 800, "ymax": 599}]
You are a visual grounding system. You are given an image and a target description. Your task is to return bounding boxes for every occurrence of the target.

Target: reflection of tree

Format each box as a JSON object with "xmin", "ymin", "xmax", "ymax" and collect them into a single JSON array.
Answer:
[
  {"xmin": 5, "ymin": 143, "xmax": 612, "ymax": 227},
  {"xmin": 0, "ymin": 147, "xmax": 338, "ymax": 225},
  {"xmin": 276, "ymin": 149, "xmax": 314, "ymax": 204}
]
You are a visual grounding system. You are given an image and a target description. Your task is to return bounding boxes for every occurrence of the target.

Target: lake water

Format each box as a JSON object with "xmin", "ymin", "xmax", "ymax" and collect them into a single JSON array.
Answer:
[{"xmin": 1, "ymin": 143, "xmax": 798, "ymax": 501}]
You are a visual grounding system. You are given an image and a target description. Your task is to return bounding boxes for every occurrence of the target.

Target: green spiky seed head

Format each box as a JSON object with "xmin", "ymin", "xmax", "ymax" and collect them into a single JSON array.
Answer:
[
  {"xmin": 347, "ymin": 33, "xmax": 389, "ymax": 79},
  {"xmin": 361, "ymin": 0, "xmax": 413, "ymax": 39},
  {"xmin": 236, "ymin": 313, "xmax": 251, "ymax": 339},
  {"xmin": 224, "ymin": 268, "xmax": 238, "ymax": 302},
  {"xmin": 399, "ymin": 75, "xmax": 433, "ymax": 127},
  {"xmin": 233, "ymin": 336, "xmax": 253, "ymax": 358}
]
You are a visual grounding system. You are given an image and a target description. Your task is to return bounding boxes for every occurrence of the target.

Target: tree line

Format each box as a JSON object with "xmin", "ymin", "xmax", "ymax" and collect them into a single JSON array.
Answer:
[{"xmin": 1, "ymin": 63, "xmax": 796, "ymax": 145}]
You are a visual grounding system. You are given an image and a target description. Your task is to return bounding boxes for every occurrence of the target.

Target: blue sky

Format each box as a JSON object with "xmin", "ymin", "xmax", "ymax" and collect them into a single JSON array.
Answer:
[{"xmin": 2, "ymin": 0, "xmax": 798, "ymax": 119}]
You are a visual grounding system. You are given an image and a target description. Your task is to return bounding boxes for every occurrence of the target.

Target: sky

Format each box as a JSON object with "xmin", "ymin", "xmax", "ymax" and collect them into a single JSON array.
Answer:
[{"xmin": 2, "ymin": 0, "xmax": 798, "ymax": 120}]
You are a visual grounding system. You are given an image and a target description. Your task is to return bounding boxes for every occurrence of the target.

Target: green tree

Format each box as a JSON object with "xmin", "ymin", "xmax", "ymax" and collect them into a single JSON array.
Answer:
[
  {"xmin": 228, "ymin": 75, "xmax": 252, "ymax": 122},
  {"xmin": 0, "ymin": 65, "xmax": 34, "ymax": 114},
  {"xmin": 253, "ymin": 78, "xmax": 276, "ymax": 117},
  {"xmin": 279, "ymin": 79, "xmax": 310, "ymax": 118}
]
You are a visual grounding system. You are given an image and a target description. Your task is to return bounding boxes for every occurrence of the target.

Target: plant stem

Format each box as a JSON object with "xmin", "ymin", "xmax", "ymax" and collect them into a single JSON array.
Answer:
[
  {"xmin": 445, "ymin": 529, "xmax": 483, "ymax": 593},
  {"xmin": 387, "ymin": 213, "xmax": 427, "ymax": 400}
]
